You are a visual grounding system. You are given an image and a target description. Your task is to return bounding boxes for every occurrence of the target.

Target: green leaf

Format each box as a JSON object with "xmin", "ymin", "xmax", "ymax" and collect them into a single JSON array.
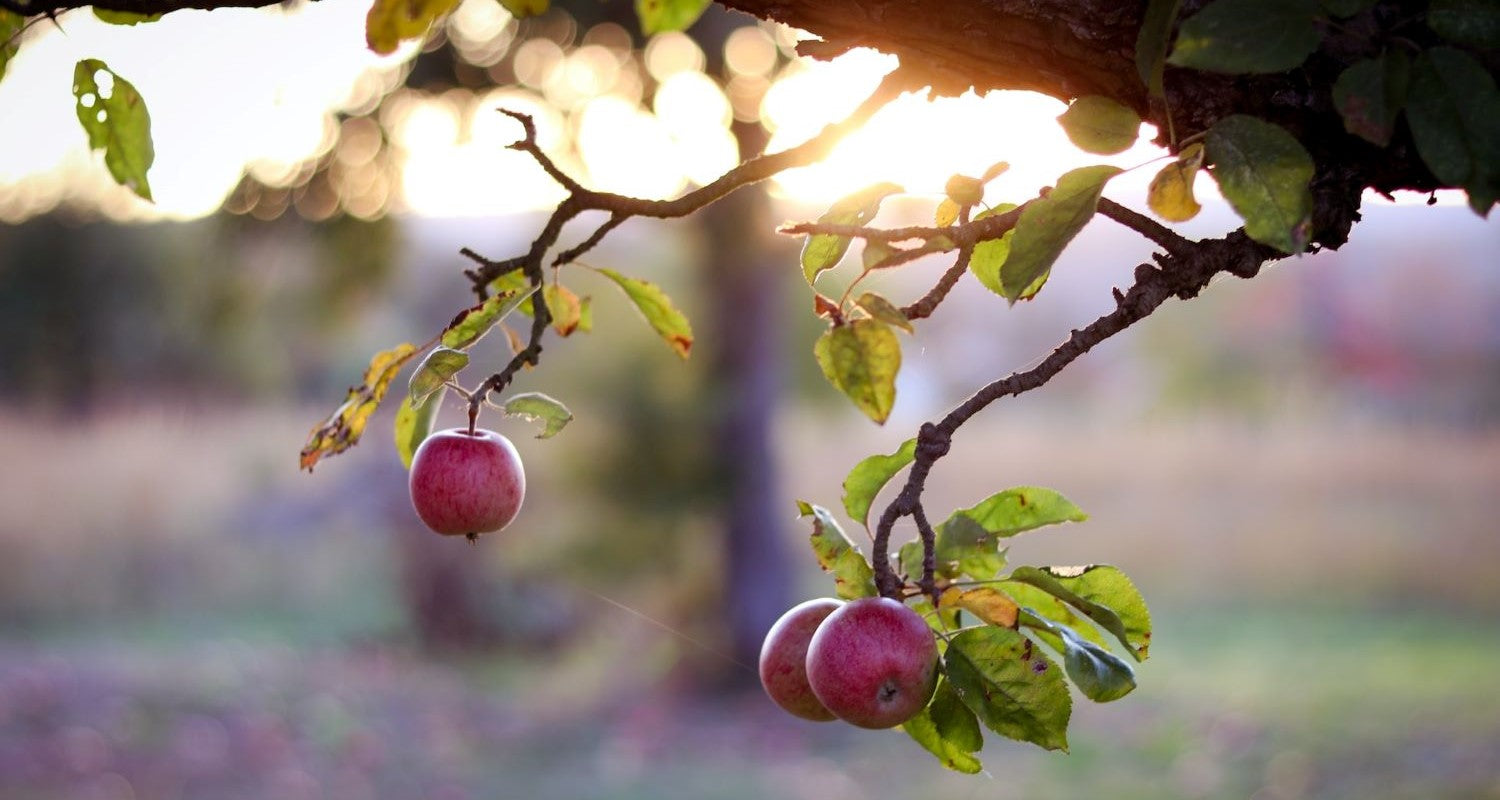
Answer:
[
  {"xmin": 408, "ymin": 346, "xmax": 469, "ymax": 404},
  {"xmin": 1147, "ymin": 142, "xmax": 1205, "ymax": 222},
  {"xmin": 800, "ymin": 183, "xmax": 903, "ymax": 285},
  {"xmin": 0, "ymin": 12, "xmax": 22, "ymax": 84},
  {"xmin": 365, "ymin": 0, "xmax": 460, "ymax": 54},
  {"xmin": 72, "ymin": 59, "xmax": 155, "ymax": 201},
  {"xmin": 967, "ymin": 203, "xmax": 1019, "ymax": 297},
  {"xmin": 1020, "ymin": 610, "xmax": 1137, "ymax": 702},
  {"xmin": 813, "ymin": 319, "xmax": 901, "ymax": 424},
  {"xmin": 1057, "ymin": 96, "xmax": 1142, "ymax": 155},
  {"xmin": 796, "ymin": 501, "xmax": 877, "ymax": 600},
  {"xmin": 842, "ymin": 437, "xmax": 916, "ymax": 529},
  {"xmin": 930, "ymin": 515, "xmax": 1008, "ymax": 580},
  {"xmin": 1205, "ymin": 114, "xmax": 1315, "ymax": 252},
  {"xmin": 502, "ymin": 391, "xmax": 572, "ymax": 439},
  {"xmin": 999, "ymin": 581, "xmax": 1112, "ymax": 650},
  {"xmin": 1002, "ymin": 166, "xmax": 1120, "ymax": 303},
  {"xmin": 595, "ymin": 268, "xmax": 694, "ymax": 358},
  {"xmin": 1168, "ymin": 0, "xmax": 1321, "ymax": 75},
  {"xmin": 300, "ymin": 343, "xmax": 420, "ymax": 471},
  {"xmin": 955, "ymin": 486, "xmax": 1090, "ymax": 537},
  {"xmin": 1006, "ymin": 565, "xmax": 1152, "ymax": 661},
  {"xmin": 1332, "ymin": 50, "xmax": 1410, "ymax": 147},
  {"xmin": 861, "ymin": 240, "xmax": 894, "ymax": 270},
  {"xmin": 1428, "ymin": 0, "xmax": 1500, "ymax": 50},
  {"xmin": 1135, "ymin": 0, "xmax": 1182, "ymax": 97},
  {"xmin": 394, "ymin": 387, "xmax": 445, "ymax": 470},
  {"xmin": 497, "ymin": 0, "xmax": 549, "ymax": 18},
  {"xmin": 902, "ymin": 679, "xmax": 984, "ymax": 774},
  {"xmin": 945, "ymin": 627, "xmax": 1071, "ymax": 752},
  {"xmin": 853, "ymin": 292, "xmax": 913, "ymax": 333},
  {"xmin": 94, "ymin": 9, "xmax": 164, "ymax": 23},
  {"xmin": 441, "ymin": 286, "xmax": 538, "ymax": 350},
  {"xmin": 636, "ymin": 0, "xmax": 711, "ymax": 34},
  {"xmin": 1406, "ymin": 47, "xmax": 1500, "ymax": 214}
]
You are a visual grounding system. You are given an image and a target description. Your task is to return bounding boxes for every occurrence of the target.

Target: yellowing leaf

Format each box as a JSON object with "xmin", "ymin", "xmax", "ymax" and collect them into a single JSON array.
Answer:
[
  {"xmin": 544, "ymin": 284, "xmax": 583, "ymax": 336},
  {"xmin": 945, "ymin": 174, "xmax": 984, "ymax": 206},
  {"xmin": 940, "ymin": 586, "xmax": 1021, "ymax": 629},
  {"xmin": 636, "ymin": 0, "xmax": 710, "ymax": 34},
  {"xmin": 366, "ymin": 0, "xmax": 461, "ymax": 55},
  {"xmin": 814, "ymin": 319, "xmax": 901, "ymax": 424},
  {"xmin": 797, "ymin": 501, "xmax": 877, "ymax": 600},
  {"xmin": 301, "ymin": 343, "xmax": 419, "ymax": 471},
  {"xmin": 72, "ymin": 59, "xmax": 154, "ymax": 201},
  {"xmin": 934, "ymin": 198, "xmax": 960, "ymax": 227},
  {"xmin": 394, "ymin": 386, "xmax": 445, "ymax": 469},
  {"xmin": 441, "ymin": 286, "xmax": 537, "ymax": 350},
  {"xmin": 1147, "ymin": 143, "xmax": 1204, "ymax": 222},
  {"xmin": 498, "ymin": 0, "xmax": 548, "ymax": 18},
  {"xmin": 596, "ymin": 268, "xmax": 693, "ymax": 358}
]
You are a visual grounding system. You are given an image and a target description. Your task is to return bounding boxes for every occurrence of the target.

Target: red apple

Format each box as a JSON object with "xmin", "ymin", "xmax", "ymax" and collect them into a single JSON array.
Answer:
[
  {"xmin": 759, "ymin": 598, "xmax": 843, "ymax": 721},
  {"xmin": 408, "ymin": 428, "xmax": 525, "ymax": 536},
  {"xmin": 805, "ymin": 596, "xmax": 938, "ymax": 729}
]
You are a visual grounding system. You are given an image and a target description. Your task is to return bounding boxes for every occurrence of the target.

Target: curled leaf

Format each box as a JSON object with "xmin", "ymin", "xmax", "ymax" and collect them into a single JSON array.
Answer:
[
  {"xmin": 300, "ymin": 343, "xmax": 419, "ymax": 471},
  {"xmin": 1147, "ymin": 142, "xmax": 1205, "ymax": 222},
  {"xmin": 502, "ymin": 392, "xmax": 573, "ymax": 439},
  {"xmin": 408, "ymin": 346, "xmax": 469, "ymax": 404}
]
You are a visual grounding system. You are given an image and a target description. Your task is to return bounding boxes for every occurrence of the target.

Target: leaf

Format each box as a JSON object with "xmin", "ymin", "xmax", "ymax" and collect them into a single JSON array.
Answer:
[
  {"xmin": 842, "ymin": 437, "xmax": 916, "ymax": 529},
  {"xmin": 853, "ymin": 292, "xmax": 913, "ymax": 334},
  {"xmin": 1057, "ymin": 96, "xmax": 1142, "ymax": 155},
  {"xmin": 1168, "ymin": 0, "xmax": 1322, "ymax": 75},
  {"xmin": 1205, "ymin": 114, "xmax": 1315, "ymax": 252},
  {"xmin": 1147, "ymin": 142, "xmax": 1205, "ymax": 221},
  {"xmin": 930, "ymin": 515, "xmax": 1008, "ymax": 580},
  {"xmin": 944, "ymin": 174, "xmax": 984, "ymax": 206},
  {"xmin": 498, "ymin": 0, "xmax": 549, "ymax": 18},
  {"xmin": 861, "ymin": 240, "xmax": 895, "ymax": 270},
  {"xmin": 1332, "ymin": 51, "xmax": 1410, "ymax": 147},
  {"xmin": 981, "ymin": 160, "xmax": 1011, "ymax": 183},
  {"xmin": 902, "ymin": 680, "xmax": 984, "ymax": 774},
  {"xmin": 0, "ymin": 12, "xmax": 21, "ymax": 84},
  {"xmin": 1002, "ymin": 166, "xmax": 1120, "ymax": 303},
  {"xmin": 300, "ymin": 343, "xmax": 419, "ymax": 471},
  {"xmin": 576, "ymin": 296, "xmax": 594, "ymax": 333},
  {"xmin": 1019, "ymin": 610, "xmax": 1137, "ymax": 702},
  {"xmin": 813, "ymin": 319, "xmax": 901, "ymax": 424},
  {"xmin": 934, "ymin": 198, "xmax": 961, "ymax": 227},
  {"xmin": 394, "ymin": 387, "xmax": 445, "ymax": 470},
  {"xmin": 595, "ymin": 268, "xmax": 694, "ymax": 358},
  {"xmin": 502, "ymin": 392, "xmax": 572, "ymax": 439},
  {"xmin": 407, "ymin": 346, "xmax": 469, "ymax": 404},
  {"xmin": 1006, "ymin": 565, "xmax": 1152, "ymax": 661},
  {"xmin": 796, "ymin": 501, "xmax": 877, "ymax": 600},
  {"xmin": 1406, "ymin": 47, "xmax": 1500, "ymax": 215},
  {"xmin": 800, "ymin": 183, "xmax": 903, "ymax": 285},
  {"xmin": 955, "ymin": 486, "xmax": 1090, "ymax": 537},
  {"xmin": 940, "ymin": 586, "xmax": 1020, "ymax": 629},
  {"xmin": 967, "ymin": 203, "xmax": 1019, "ymax": 297},
  {"xmin": 93, "ymin": 9, "xmax": 164, "ymax": 24},
  {"xmin": 998, "ymin": 581, "xmax": 1112, "ymax": 650},
  {"xmin": 1136, "ymin": 0, "xmax": 1183, "ymax": 97},
  {"xmin": 365, "ymin": 0, "xmax": 460, "ymax": 55},
  {"xmin": 945, "ymin": 627, "xmax": 1071, "ymax": 752},
  {"xmin": 441, "ymin": 286, "xmax": 538, "ymax": 350},
  {"xmin": 545, "ymin": 284, "xmax": 583, "ymax": 336},
  {"xmin": 636, "ymin": 0, "xmax": 711, "ymax": 34},
  {"xmin": 72, "ymin": 60, "xmax": 154, "ymax": 201},
  {"xmin": 1428, "ymin": 0, "xmax": 1500, "ymax": 50}
]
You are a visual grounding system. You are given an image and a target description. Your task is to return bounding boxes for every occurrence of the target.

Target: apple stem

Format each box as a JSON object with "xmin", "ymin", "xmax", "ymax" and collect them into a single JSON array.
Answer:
[{"xmin": 467, "ymin": 402, "xmax": 478, "ymax": 436}]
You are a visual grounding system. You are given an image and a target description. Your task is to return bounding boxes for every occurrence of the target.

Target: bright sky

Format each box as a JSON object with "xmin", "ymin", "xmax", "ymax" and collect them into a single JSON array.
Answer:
[{"xmin": 0, "ymin": 0, "xmax": 1465, "ymax": 224}]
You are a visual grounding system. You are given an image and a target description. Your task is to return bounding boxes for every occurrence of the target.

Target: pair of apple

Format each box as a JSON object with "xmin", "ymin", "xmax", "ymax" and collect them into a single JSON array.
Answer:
[{"xmin": 759, "ymin": 596, "xmax": 939, "ymax": 728}]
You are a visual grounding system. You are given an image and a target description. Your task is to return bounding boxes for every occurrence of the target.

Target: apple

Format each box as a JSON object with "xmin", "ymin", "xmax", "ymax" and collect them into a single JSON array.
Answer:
[
  {"xmin": 408, "ymin": 428, "xmax": 525, "ymax": 536},
  {"xmin": 805, "ymin": 596, "xmax": 938, "ymax": 729},
  {"xmin": 759, "ymin": 598, "xmax": 843, "ymax": 721}
]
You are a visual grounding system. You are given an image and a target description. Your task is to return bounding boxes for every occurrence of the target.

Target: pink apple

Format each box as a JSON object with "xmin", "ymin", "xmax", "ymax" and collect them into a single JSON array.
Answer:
[
  {"xmin": 408, "ymin": 428, "xmax": 525, "ymax": 537},
  {"xmin": 805, "ymin": 596, "xmax": 938, "ymax": 729},
  {"xmin": 759, "ymin": 598, "xmax": 843, "ymax": 721}
]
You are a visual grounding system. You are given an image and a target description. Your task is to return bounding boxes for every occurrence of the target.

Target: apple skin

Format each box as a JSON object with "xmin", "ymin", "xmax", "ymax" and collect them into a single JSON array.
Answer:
[
  {"xmin": 408, "ymin": 428, "xmax": 525, "ymax": 536},
  {"xmin": 805, "ymin": 596, "xmax": 938, "ymax": 729},
  {"xmin": 759, "ymin": 598, "xmax": 843, "ymax": 721}
]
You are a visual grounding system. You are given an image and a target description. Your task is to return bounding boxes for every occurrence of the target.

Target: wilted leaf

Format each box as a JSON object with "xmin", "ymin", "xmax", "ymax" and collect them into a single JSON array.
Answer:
[
  {"xmin": 596, "ymin": 268, "xmax": 694, "ymax": 358},
  {"xmin": 945, "ymin": 627, "xmax": 1071, "ymax": 752},
  {"xmin": 1168, "ymin": 0, "xmax": 1321, "ymax": 75},
  {"xmin": 1428, "ymin": 0, "xmax": 1500, "ymax": 50},
  {"xmin": 408, "ymin": 346, "xmax": 469, "ymax": 404},
  {"xmin": 442, "ymin": 286, "xmax": 538, "ymax": 350},
  {"xmin": 842, "ymin": 437, "xmax": 916, "ymax": 529},
  {"xmin": 498, "ymin": 0, "xmax": 549, "ymax": 18},
  {"xmin": 366, "ymin": 0, "xmax": 460, "ymax": 54},
  {"xmin": 800, "ymin": 182, "xmax": 904, "ymax": 284},
  {"xmin": 940, "ymin": 586, "xmax": 1020, "ymax": 629},
  {"xmin": 1006, "ymin": 565, "xmax": 1152, "ymax": 660},
  {"xmin": 1135, "ymin": 0, "xmax": 1182, "ymax": 97},
  {"xmin": 1147, "ymin": 142, "xmax": 1205, "ymax": 221},
  {"xmin": 902, "ymin": 680, "xmax": 984, "ymax": 773},
  {"xmin": 502, "ymin": 391, "xmax": 572, "ymax": 439},
  {"xmin": 636, "ymin": 0, "xmax": 711, "ymax": 34},
  {"xmin": 814, "ymin": 319, "xmax": 901, "ymax": 424},
  {"xmin": 1205, "ymin": 114, "xmax": 1314, "ymax": 252},
  {"xmin": 1020, "ymin": 610, "xmax": 1137, "ymax": 702},
  {"xmin": 967, "ymin": 203, "xmax": 1019, "ymax": 297},
  {"xmin": 1057, "ymin": 96, "xmax": 1142, "ymax": 155},
  {"xmin": 1332, "ymin": 51, "xmax": 1409, "ymax": 147},
  {"xmin": 1002, "ymin": 166, "xmax": 1120, "ymax": 302},
  {"xmin": 300, "ymin": 343, "xmax": 419, "ymax": 471},
  {"xmin": 394, "ymin": 387, "xmax": 445, "ymax": 470},
  {"xmin": 797, "ymin": 501, "xmax": 877, "ymax": 600},
  {"xmin": 1406, "ymin": 47, "xmax": 1500, "ymax": 215},
  {"xmin": 853, "ymin": 292, "xmax": 913, "ymax": 333},
  {"xmin": 72, "ymin": 59, "xmax": 154, "ymax": 201}
]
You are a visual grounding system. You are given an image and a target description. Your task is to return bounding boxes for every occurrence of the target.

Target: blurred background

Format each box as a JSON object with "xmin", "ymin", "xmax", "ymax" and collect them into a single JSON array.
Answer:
[{"xmin": 1, "ymin": 1, "xmax": 1498, "ymax": 798}]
